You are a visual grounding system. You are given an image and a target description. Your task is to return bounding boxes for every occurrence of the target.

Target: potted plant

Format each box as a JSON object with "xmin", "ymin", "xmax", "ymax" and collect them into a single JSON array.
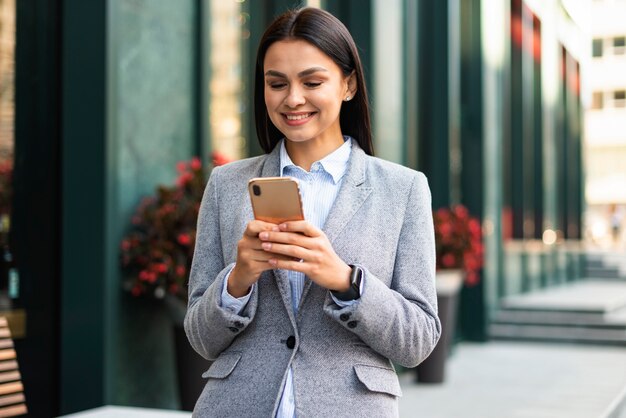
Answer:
[
  {"xmin": 416, "ymin": 204, "xmax": 483, "ymax": 383},
  {"xmin": 120, "ymin": 152, "xmax": 230, "ymax": 410}
]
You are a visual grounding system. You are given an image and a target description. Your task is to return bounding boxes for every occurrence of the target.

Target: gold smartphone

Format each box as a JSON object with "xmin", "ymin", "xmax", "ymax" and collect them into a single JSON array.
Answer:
[{"xmin": 248, "ymin": 177, "xmax": 305, "ymax": 224}]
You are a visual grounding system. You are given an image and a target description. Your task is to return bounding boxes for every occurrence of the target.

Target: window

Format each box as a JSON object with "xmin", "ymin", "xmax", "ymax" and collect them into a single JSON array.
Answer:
[
  {"xmin": 592, "ymin": 92, "xmax": 604, "ymax": 109},
  {"xmin": 613, "ymin": 36, "xmax": 626, "ymax": 55},
  {"xmin": 614, "ymin": 90, "xmax": 626, "ymax": 107},
  {"xmin": 592, "ymin": 38, "xmax": 603, "ymax": 57}
]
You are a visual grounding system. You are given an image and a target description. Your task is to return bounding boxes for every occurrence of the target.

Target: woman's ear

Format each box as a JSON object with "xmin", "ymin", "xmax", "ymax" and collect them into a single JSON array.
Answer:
[{"xmin": 345, "ymin": 71, "xmax": 357, "ymax": 101}]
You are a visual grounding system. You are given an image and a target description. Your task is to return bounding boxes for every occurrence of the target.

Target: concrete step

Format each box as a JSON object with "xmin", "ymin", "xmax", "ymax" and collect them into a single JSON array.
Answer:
[
  {"xmin": 584, "ymin": 251, "xmax": 626, "ymax": 279},
  {"xmin": 498, "ymin": 281, "xmax": 626, "ymax": 313},
  {"xmin": 489, "ymin": 323, "xmax": 626, "ymax": 345},
  {"xmin": 492, "ymin": 304, "xmax": 626, "ymax": 327},
  {"xmin": 490, "ymin": 280, "xmax": 626, "ymax": 345}
]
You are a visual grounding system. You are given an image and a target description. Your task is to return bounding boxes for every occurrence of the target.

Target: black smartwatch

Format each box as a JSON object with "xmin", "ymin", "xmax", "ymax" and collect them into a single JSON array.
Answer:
[{"xmin": 331, "ymin": 265, "xmax": 363, "ymax": 301}]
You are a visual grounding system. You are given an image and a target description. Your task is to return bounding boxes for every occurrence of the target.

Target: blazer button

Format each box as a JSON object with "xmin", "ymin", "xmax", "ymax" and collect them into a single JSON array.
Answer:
[
  {"xmin": 228, "ymin": 327, "xmax": 239, "ymax": 333},
  {"xmin": 347, "ymin": 321, "xmax": 358, "ymax": 329},
  {"xmin": 234, "ymin": 321, "xmax": 244, "ymax": 329},
  {"xmin": 286, "ymin": 336, "xmax": 296, "ymax": 349},
  {"xmin": 339, "ymin": 313, "xmax": 351, "ymax": 322}
]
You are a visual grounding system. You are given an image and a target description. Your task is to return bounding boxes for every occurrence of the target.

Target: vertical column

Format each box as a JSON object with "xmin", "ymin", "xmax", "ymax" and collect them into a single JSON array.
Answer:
[
  {"xmin": 541, "ymin": 0, "xmax": 559, "ymax": 284},
  {"xmin": 13, "ymin": 0, "xmax": 62, "ymax": 416},
  {"xmin": 61, "ymin": 0, "xmax": 107, "ymax": 413},
  {"xmin": 373, "ymin": 0, "xmax": 403, "ymax": 163},
  {"xmin": 418, "ymin": 0, "xmax": 450, "ymax": 208},
  {"xmin": 459, "ymin": 0, "xmax": 486, "ymax": 340},
  {"xmin": 481, "ymin": 0, "xmax": 507, "ymax": 315}
]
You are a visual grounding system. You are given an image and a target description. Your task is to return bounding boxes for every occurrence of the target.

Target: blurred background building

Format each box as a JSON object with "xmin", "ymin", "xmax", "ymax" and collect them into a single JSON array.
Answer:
[
  {"xmin": 0, "ymin": 0, "xmax": 621, "ymax": 416},
  {"xmin": 584, "ymin": 0, "xmax": 626, "ymax": 247}
]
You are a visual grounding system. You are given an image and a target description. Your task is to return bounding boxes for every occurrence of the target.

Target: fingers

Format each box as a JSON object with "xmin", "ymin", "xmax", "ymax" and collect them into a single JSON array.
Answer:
[
  {"xmin": 260, "ymin": 241, "xmax": 312, "ymax": 261},
  {"xmin": 278, "ymin": 221, "xmax": 322, "ymax": 237},
  {"xmin": 244, "ymin": 220, "xmax": 279, "ymax": 237}
]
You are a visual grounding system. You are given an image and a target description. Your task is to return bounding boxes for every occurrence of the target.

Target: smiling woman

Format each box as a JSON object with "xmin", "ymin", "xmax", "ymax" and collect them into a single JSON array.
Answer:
[
  {"xmin": 262, "ymin": 40, "xmax": 356, "ymax": 170},
  {"xmin": 184, "ymin": 7, "xmax": 440, "ymax": 418}
]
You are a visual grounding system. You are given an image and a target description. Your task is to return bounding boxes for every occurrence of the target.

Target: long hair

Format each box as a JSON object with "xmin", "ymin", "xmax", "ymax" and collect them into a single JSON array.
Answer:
[{"xmin": 254, "ymin": 8, "xmax": 374, "ymax": 155}]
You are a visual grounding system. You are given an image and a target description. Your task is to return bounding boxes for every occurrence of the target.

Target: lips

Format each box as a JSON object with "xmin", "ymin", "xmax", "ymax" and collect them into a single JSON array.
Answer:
[{"xmin": 282, "ymin": 112, "xmax": 317, "ymax": 126}]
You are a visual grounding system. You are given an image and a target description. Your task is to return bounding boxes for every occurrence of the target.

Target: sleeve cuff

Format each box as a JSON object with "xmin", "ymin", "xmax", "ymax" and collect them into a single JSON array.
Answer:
[{"xmin": 220, "ymin": 266, "xmax": 254, "ymax": 315}]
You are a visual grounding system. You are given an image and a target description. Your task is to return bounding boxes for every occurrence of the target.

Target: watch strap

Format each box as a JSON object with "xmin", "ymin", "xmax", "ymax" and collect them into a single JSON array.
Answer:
[{"xmin": 331, "ymin": 264, "xmax": 362, "ymax": 301}]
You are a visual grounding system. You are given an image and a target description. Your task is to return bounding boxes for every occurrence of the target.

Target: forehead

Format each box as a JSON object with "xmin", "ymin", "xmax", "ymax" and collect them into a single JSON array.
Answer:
[{"xmin": 264, "ymin": 39, "xmax": 341, "ymax": 74}]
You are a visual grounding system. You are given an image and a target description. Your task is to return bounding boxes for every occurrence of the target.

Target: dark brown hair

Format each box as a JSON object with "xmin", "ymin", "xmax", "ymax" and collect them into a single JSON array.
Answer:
[{"xmin": 254, "ymin": 8, "xmax": 374, "ymax": 155}]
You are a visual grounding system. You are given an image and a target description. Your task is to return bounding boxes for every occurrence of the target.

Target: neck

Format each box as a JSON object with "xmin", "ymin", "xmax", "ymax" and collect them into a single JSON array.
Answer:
[{"xmin": 285, "ymin": 135, "xmax": 344, "ymax": 172}]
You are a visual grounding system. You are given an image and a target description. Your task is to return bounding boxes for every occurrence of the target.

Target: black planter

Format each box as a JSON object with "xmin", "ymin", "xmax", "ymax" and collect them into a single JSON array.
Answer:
[
  {"xmin": 173, "ymin": 324, "xmax": 212, "ymax": 411},
  {"xmin": 415, "ymin": 274, "xmax": 461, "ymax": 383}
]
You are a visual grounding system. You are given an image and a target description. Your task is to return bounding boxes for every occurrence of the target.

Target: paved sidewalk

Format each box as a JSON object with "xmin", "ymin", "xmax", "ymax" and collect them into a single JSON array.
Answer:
[{"xmin": 399, "ymin": 342, "xmax": 626, "ymax": 418}]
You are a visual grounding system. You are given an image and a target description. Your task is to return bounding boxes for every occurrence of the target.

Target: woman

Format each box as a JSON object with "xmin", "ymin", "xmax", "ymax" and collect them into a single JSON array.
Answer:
[{"xmin": 185, "ymin": 8, "xmax": 440, "ymax": 417}]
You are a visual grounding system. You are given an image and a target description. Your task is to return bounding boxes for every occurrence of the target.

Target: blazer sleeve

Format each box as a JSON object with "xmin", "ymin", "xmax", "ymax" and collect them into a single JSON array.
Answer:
[
  {"xmin": 184, "ymin": 167, "xmax": 259, "ymax": 360},
  {"xmin": 323, "ymin": 172, "xmax": 441, "ymax": 368}
]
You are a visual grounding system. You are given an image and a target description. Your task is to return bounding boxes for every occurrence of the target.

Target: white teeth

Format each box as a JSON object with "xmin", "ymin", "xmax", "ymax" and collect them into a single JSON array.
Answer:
[{"xmin": 285, "ymin": 113, "xmax": 311, "ymax": 121}]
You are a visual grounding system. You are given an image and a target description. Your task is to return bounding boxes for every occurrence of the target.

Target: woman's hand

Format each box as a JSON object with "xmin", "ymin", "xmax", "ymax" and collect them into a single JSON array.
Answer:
[
  {"xmin": 258, "ymin": 221, "xmax": 352, "ymax": 292},
  {"xmin": 229, "ymin": 220, "xmax": 289, "ymax": 297}
]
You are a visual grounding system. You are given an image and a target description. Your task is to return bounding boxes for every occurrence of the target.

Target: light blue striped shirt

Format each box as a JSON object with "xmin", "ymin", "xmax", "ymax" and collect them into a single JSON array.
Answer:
[{"xmin": 221, "ymin": 137, "xmax": 357, "ymax": 417}]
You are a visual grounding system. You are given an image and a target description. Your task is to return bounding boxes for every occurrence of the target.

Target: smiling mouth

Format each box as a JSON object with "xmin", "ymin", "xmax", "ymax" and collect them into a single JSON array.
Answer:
[{"xmin": 283, "ymin": 112, "xmax": 316, "ymax": 121}]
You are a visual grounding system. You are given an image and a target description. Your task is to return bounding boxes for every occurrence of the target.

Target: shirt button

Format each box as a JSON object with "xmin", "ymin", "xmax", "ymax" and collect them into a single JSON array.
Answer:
[
  {"xmin": 339, "ymin": 313, "xmax": 351, "ymax": 322},
  {"xmin": 286, "ymin": 335, "xmax": 296, "ymax": 349},
  {"xmin": 347, "ymin": 321, "xmax": 358, "ymax": 329}
]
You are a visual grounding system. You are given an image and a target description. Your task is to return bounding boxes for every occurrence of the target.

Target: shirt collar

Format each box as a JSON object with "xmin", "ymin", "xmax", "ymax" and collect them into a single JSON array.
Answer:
[{"xmin": 279, "ymin": 136, "xmax": 352, "ymax": 184}]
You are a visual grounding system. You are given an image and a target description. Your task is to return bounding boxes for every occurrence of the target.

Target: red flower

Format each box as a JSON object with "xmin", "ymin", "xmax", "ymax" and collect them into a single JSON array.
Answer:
[
  {"xmin": 212, "ymin": 151, "xmax": 230, "ymax": 167},
  {"xmin": 434, "ymin": 204, "xmax": 483, "ymax": 286},
  {"xmin": 121, "ymin": 154, "xmax": 232, "ymax": 302},
  {"xmin": 190, "ymin": 157, "xmax": 202, "ymax": 171},
  {"xmin": 154, "ymin": 263, "xmax": 168, "ymax": 274},
  {"xmin": 442, "ymin": 253, "xmax": 456, "ymax": 268},
  {"xmin": 176, "ymin": 161, "xmax": 188, "ymax": 173},
  {"xmin": 176, "ymin": 172, "xmax": 194, "ymax": 187},
  {"xmin": 177, "ymin": 233, "xmax": 191, "ymax": 246}
]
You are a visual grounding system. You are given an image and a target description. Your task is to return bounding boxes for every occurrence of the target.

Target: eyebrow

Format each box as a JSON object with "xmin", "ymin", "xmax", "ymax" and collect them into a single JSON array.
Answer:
[{"xmin": 264, "ymin": 67, "xmax": 329, "ymax": 78}]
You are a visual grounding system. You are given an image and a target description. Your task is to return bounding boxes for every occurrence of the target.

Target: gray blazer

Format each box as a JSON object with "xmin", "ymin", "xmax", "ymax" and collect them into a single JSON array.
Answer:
[{"xmin": 185, "ymin": 141, "xmax": 441, "ymax": 417}]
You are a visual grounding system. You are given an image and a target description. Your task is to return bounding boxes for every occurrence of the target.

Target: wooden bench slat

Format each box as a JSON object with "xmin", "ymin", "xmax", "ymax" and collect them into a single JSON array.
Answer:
[
  {"xmin": 0, "ymin": 393, "xmax": 24, "ymax": 407},
  {"xmin": 0, "ymin": 403, "xmax": 27, "ymax": 417},
  {"xmin": 0, "ymin": 352, "xmax": 14, "ymax": 362},
  {"xmin": 0, "ymin": 382, "xmax": 22, "ymax": 396},
  {"xmin": 0, "ymin": 373, "xmax": 19, "ymax": 384},
  {"xmin": 0, "ymin": 362, "xmax": 17, "ymax": 373}
]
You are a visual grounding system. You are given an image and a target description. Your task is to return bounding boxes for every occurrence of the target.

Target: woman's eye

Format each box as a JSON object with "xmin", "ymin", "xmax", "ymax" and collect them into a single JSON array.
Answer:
[
  {"xmin": 269, "ymin": 83, "xmax": 287, "ymax": 89},
  {"xmin": 305, "ymin": 82, "xmax": 322, "ymax": 88}
]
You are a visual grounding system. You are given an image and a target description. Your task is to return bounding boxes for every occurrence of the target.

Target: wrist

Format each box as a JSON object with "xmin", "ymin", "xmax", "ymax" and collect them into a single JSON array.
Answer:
[
  {"xmin": 333, "ymin": 263, "xmax": 353, "ymax": 292},
  {"xmin": 228, "ymin": 267, "xmax": 252, "ymax": 298}
]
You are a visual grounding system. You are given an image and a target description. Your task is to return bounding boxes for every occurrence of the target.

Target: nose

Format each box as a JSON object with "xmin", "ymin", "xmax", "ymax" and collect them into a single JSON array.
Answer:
[{"xmin": 284, "ymin": 85, "xmax": 306, "ymax": 108}]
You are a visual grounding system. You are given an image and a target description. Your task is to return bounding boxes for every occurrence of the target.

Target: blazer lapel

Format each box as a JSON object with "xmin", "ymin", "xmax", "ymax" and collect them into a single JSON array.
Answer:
[
  {"xmin": 297, "ymin": 142, "xmax": 372, "ymax": 312},
  {"xmin": 259, "ymin": 144, "xmax": 298, "ymax": 328},
  {"xmin": 323, "ymin": 142, "xmax": 372, "ymax": 245}
]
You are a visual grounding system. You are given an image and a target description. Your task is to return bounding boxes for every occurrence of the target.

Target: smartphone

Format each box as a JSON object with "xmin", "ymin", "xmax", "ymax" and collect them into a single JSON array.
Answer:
[{"xmin": 248, "ymin": 177, "xmax": 305, "ymax": 224}]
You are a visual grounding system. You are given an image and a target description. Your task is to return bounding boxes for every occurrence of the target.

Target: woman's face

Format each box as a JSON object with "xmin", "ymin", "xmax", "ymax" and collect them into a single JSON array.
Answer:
[{"xmin": 263, "ymin": 39, "xmax": 355, "ymax": 147}]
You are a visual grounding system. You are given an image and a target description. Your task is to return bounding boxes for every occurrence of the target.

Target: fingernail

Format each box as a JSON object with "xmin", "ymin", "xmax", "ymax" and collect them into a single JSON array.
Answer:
[
  {"xmin": 272, "ymin": 226, "xmax": 280, "ymax": 232},
  {"xmin": 262, "ymin": 243, "xmax": 271, "ymax": 250},
  {"xmin": 279, "ymin": 223, "xmax": 287, "ymax": 230},
  {"xmin": 269, "ymin": 259, "xmax": 277, "ymax": 266},
  {"xmin": 259, "ymin": 232, "xmax": 268, "ymax": 240}
]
